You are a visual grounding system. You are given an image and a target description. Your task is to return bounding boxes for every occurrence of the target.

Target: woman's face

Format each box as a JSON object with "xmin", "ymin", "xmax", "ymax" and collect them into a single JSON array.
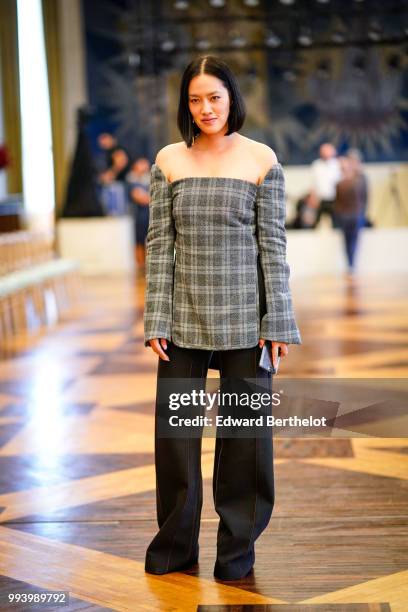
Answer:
[{"xmin": 188, "ymin": 74, "xmax": 231, "ymax": 136}]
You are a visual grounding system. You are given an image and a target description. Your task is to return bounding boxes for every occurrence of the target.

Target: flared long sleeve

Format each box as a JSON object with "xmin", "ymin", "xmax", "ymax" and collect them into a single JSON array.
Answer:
[
  {"xmin": 143, "ymin": 164, "xmax": 175, "ymax": 346},
  {"xmin": 256, "ymin": 163, "xmax": 302, "ymax": 345}
]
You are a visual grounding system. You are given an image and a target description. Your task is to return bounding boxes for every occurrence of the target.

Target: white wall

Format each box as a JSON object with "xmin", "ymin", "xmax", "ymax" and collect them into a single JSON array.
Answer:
[{"xmin": 57, "ymin": 0, "xmax": 88, "ymax": 159}]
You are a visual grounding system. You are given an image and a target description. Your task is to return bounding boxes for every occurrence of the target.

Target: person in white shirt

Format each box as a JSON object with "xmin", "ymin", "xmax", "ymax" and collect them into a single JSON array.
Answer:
[{"xmin": 311, "ymin": 143, "xmax": 341, "ymax": 228}]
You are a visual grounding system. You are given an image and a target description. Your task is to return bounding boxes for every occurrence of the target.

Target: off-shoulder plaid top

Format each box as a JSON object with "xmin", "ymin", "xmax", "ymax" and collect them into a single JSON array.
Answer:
[{"xmin": 144, "ymin": 162, "xmax": 301, "ymax": 350}]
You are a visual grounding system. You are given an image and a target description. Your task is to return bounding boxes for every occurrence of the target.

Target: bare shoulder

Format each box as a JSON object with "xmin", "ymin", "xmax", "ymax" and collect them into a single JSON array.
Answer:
[
  {"xmin": 250, "ymin": 139, "xmax": 278, "ymax": 166},
  {"xmin": 239, "ymin": 136, "xmax": 278, "ymax": 178},
  {"xmin": 155, "ymin": 142, "xmax": 186, "ymax": 178}
]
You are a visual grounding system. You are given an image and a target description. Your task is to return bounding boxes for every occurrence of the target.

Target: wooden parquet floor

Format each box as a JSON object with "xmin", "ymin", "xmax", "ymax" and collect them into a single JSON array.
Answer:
[{"xmin": 0, "ymin": 271, "xmax": 407, "ymax": 612}]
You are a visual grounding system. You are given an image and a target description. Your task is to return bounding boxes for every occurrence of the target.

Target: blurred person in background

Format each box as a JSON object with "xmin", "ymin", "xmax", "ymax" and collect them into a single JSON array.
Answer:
[
  {"xmin": 334, "ymin": 154, "xmax": 368, "ymax": 275},
  {"xmin": 126, "ymin": 157, "xmax": 151, "ymax": 271},
  {"xmin": 289, "ymin": 192, "xmax": 319, "ymax": 229},
  {"xmin": 347, "ymin": 148, "xmax": 372, "ymax": 227},
  {"xmin": 97, "ymin": 132, "xmax": 131, "ymax": 216},
  {"xmin": 311, "ymin": 143, "xmax": 341, "ymax": 228},
  {"xmin": 97, "ymin": 132, "xmax": 131, "ymax": 184}
]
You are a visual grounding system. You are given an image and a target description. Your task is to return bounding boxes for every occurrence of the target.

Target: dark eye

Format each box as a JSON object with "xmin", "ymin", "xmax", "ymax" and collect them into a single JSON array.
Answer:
[{"xmin": 212, "ymin": 96, "xmax": 220, "ymax": 100}]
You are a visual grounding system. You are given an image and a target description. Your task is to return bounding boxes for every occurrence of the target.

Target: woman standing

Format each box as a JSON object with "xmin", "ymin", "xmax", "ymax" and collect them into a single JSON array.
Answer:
[{"xmin": 144, "ymin": 55, "xmax": 301, "ymax": 580}]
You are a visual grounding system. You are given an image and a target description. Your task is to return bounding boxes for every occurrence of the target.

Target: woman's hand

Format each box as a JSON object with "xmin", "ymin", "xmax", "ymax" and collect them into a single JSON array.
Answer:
[
  {"xmin": 148, "ymin": 338, "xmax": 170, "ymax": 361},
  {"xmin": 258, "ymin": 339, "xmax": 289, "ymax": 369}
]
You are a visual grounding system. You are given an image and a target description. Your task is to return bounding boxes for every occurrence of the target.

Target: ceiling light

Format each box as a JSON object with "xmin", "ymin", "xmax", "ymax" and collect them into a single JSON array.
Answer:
[
  {"xmin": 174, "ymin": 0, "xmax": 189, "ymax": 8},
  {"xmin": 128, "ymin": 53, "xmax": 140, "ymax": 67},
  {"xmin": 331, "ymin": 30, "xmax": 346, "ymax": 43},
  {"xmin": 196, "ymin": 38, "xmax": 211, "ymax": 50},
  {"xmin": 368, "ymin": 25, "xmax": 381, "ymax": 42},
  {"xmin": 230, "ymin": 34, "xmax": 247, "ymax": 48},
  {"xmin": 160, "ymin": 39, "xmax": 176, "ymax": 52},
  {"xmin": 298, "ymin": 28, "xmax": 313, "ymax": 46},
  {"xmin": 265, "ymin": 32, "xmax": 282, "ymax": 48}
]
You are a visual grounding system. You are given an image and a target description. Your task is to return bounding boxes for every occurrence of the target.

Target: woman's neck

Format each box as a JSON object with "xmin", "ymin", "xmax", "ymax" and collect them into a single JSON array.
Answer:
[{"xmin": 193, "ymin": 131, "xmax": 239, "ymax": 153}]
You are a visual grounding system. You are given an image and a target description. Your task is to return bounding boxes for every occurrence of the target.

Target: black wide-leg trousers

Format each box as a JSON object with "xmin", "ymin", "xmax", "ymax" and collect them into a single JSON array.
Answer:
[{"xmin": 144, "ymin": 339, "xmax": 275, "ymax": 580}]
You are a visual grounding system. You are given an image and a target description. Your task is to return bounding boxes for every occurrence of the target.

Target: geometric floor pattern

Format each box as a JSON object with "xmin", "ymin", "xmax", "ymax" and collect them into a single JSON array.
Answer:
[{"xmin": 0, "ymin": 272, "xmax": 407, "ymax": 611}]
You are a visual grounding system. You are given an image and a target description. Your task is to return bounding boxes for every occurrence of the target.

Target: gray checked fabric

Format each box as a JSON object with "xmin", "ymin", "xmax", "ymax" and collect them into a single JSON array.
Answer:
[{"xmin": 144, "ymin": 162, "xmax": 301, "ymax": 350}]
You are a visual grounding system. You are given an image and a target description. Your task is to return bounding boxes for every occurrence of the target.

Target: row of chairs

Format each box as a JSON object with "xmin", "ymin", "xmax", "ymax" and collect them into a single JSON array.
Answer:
[
  {"xmin": 0, "ymin": 230, "xmax": 55, "ymax": 274},
  {"xmin": 0, "ymin": 231, "xmax": 81, "ymax": 347}
]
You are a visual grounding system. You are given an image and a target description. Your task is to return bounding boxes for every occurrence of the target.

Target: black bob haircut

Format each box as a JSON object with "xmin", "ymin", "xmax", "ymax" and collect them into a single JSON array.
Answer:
[{"xmin": 177, "ymin": 55, "xmax": 246, "ymax": 148}]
